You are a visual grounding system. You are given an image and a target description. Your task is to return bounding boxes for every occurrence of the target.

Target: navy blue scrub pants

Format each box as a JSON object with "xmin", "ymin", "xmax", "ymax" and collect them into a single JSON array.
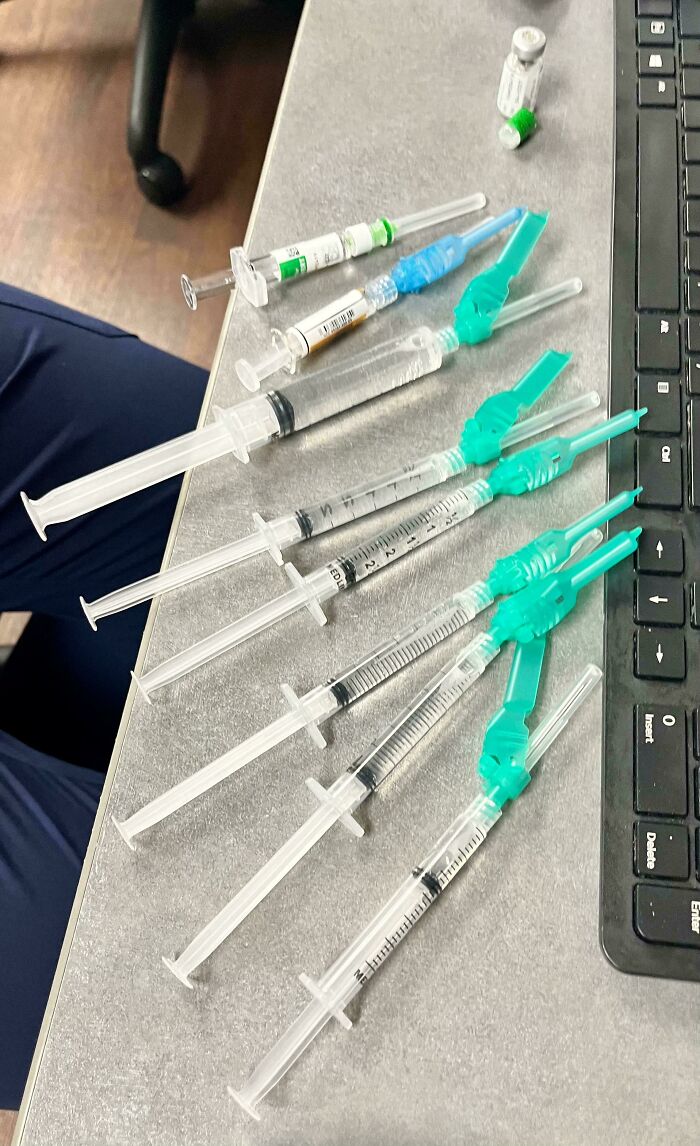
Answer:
[{"xmin": 0, "ymin": 284, "xmax": 208, "ymax": 1108}]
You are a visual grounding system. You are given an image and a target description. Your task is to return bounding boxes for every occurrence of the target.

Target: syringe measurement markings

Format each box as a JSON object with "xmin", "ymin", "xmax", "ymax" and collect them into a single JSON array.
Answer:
[
  {"xmin": 434, "ymin": 829, "xmax": 488, "ymax": 889},
  {"xmin": 354, "ymin": 900, "xmax": 433, "ymax": 985},
  {"xmin": 353, "ymin": 827, "xmax": 487, "ymax": 986},
  {"xmin": 345, "ymin": 490, "xmax": 471, "ymax": 574},
  {"xmin": 351, "ymin": 681, "xmax": 467, "ymax": 789},
  {"xmin": 332, "ymin": 603, "xmax": 472, "ymax": 690},
  {"xmin": 333, "ymin": 606, "xmax": 473, "ymax": 706},
  {"xmin": 305, "ymin": 460, "xmax": 436, "ymax": 534}
]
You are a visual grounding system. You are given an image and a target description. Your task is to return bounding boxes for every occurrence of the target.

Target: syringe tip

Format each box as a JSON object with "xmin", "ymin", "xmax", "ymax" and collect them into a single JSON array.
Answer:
[
  {"xmin": 227, "ymin": 1086, "xmax": 262, "ymax": 1120},
  {"xmin": 79, "ymin": 595, "xmax": 98, "ymax": 632},
  {"xmin": 111, "ymin": 814, "xmax": 137, "ymax": 851},
  {"xmin": 130, "ymin": 670, "xmax": 153, "ymax": 706},
  {"xmin": 180, "ymin": 274, "xmax": 198, "ymax": 311},
  {"xmin": 20, "ymin": 491, "xmax": 47, "ymax": 541},
  {"xmin": 162, "ymin": 955, "xmax": 195, "ymax": 990}
]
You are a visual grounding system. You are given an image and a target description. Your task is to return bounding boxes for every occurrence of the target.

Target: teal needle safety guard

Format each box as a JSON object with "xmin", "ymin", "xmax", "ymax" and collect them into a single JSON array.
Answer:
[
  {"xmin": 477, "ymin": 637, "xmax": 547, "ymax": 805},
  {"xmin": 453, "ymin": 209, "xmax": 549, "ymax": 345},
  {"xmin": 460, "ymin": 348, "xmax": 572, "ymax": 465},
  {"xmin": 489, "ymin": 529, "xmax": 642, "ymax": 647}
]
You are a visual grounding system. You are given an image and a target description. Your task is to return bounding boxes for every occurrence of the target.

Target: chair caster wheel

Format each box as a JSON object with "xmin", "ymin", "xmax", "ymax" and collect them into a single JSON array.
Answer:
[{"xmin": 135, "ymin": 153, "xmax": 188, "ymax": 207}]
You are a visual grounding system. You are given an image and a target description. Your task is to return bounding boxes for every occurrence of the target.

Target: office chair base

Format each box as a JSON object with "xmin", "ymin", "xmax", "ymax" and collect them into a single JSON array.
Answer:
[{"xmin": 135, "ymin": 153, "xmax": 188, "ymax": 207}]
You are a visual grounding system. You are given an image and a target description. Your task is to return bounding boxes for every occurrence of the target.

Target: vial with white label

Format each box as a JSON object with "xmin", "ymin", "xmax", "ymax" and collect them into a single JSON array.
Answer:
[{"xmin": 496, "ymin": 27, "xmax": 547, "ymax": 119}]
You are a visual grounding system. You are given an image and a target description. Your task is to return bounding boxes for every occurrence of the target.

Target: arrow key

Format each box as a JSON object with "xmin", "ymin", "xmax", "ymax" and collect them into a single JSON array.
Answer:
[
  {"xmin": 635, "ymin": 576, "xmax": 685, "ymax": 625},
  {"xmin": 635, "ymin": 627, "xmax": 686, "ymax": 681},
  {"xmin": 636, "ymin": 527, "xmax": 684, "ymax": 573}
]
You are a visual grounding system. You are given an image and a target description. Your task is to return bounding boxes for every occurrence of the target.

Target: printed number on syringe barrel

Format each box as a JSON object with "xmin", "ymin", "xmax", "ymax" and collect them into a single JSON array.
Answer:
[
  {"xmin": 322, "ymin": 485, "xmax": 488, "ymax": 591},
  {"xmin": 295, "ymin": 448, "xmax": 464, "ymax": 538}
]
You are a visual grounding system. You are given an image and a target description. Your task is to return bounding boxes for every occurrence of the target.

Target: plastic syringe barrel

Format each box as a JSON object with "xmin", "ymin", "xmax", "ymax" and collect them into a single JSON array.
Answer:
[
  {"xmin": 290, "ymin": 391, "xmax": 597, "ymax": 541},
  {"xmin": 115, "ymin": 516, "xmax": 604, "ymax": 848},
  {"xmin": 114, "ymin": 584, "xmax": 493, "ymax": 847},
  {"xmin": 115, "ymin": 597, "xmax": 470, "ymax": 843},
  {"xmin": 229, "ymin": 663, "xmax": 603, "ymax": 1118},
  {"xmin": 270, "ymin": 276, "xmax": 579, "ymax": 435},
  {"xmin": 134, "ymin": 482, "xmax": 493, "ymax": 699},
  {"xmin": 136, "ymin": 385, "xmax": 619, "ymax": 700},
  {"xmin": 83, "ymin": 390, "xmax": 597, "ymax": 630},
  {"xmin": 163, "ymin": 632, "xmax": 499, "ymax": 984},
  {"xmin": 20, "ymin": 278, "xmax": 581, "ymax": 538}
]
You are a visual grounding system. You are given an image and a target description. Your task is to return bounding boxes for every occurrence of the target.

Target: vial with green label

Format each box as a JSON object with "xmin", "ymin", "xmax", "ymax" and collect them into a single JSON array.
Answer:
[{"xmin": 496, "ymin": 27, "xmax": 546, "ymax": 119}]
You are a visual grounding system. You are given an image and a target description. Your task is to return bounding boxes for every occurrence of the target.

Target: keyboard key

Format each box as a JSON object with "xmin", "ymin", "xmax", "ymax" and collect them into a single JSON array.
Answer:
[
  {"xmin": 641, "ymin": 115, "xmax": 678, "ymax": 309},
  {"xmin": 638, "ymin": 0, "xmax": 671, "ymax": 13},
  {"xmin": 687, "ymin": 202, "xmax": 700, "ymax": 234},
  {"xmin": 636, "ymin": 376, "xmax": 681, "ymax": 432},
  {"xmin": 635, "ymin": 705, "xmax": 688, "ymax": 815},
  {"xmin": 635, "ymin": 628, "xmax": 686, "ymax": 680},
  {"xmin": 682, "ymin": 40, "xmax": 700, "ymax": 66},
  {"xmin": 635, "ymin": 576, "xmax": 685, "ymax": 625},
  {"xmin": 634, "ymin": 822, "xmax": 690, "ymax": 879},
  {"xmin": 684, "ymin": 100, "xmax": 700, "ymax": 129},
  {"xmin": 637, "ymin": 528, "xmax": 684, "ymax": 573},
  {"xmin": 683, "ymin": 133, "xmax": 700, "ymax": 161},
  {"xmin": 683, "ymin": 70, "xmax": 700, "ymax": 97},
  {"xmin": 697, "ymin": 829, "xmax": 700, "ymax": 878},
  {"xmin": 688, "ymin": 355, "xmax": 700, "ymax": 393},
  {"xmin": 691, "ymin": 585, "xmax": 700, "ymax": 627},
  {"xmin": 638, "ymin": 18, "xmax": 674, "ymax": 45},
  {"xmin": 636, "ymin": 438, "xmax": 683, "ymax": 507},
  {"xmin": 634, "ymin": 886, "xmax": 700, "ymax": 947},
  {"xmin": 685, "ymin": 167, "xmax": 700, "ymax": 198},
  {"xmin": 639, "ymin": 46, "xmax": 675, "ymax": 74},
  {"xmin": 687, "ymin": 317, "xmax": 700, "ymax": 351},
  {"xmin": 688, "ymin": 398, "xmax": 700, "ymax": 506},
  {"xmin": 639, "ymin": 76, "xmax": 676, "ymax": 106},
  {"xmin": 686, "ymin": 237, "xmax": 700, "ymax": 269},
  {"xmin": 680, "ymin": 0, "xmax": 700, "ymax": 36},
  {"xmin": 687, "ymin": 276, "xmax": 700, "ymax": 309},
  {"xmin": 636, "ymin": 316, "xmax": 680, "ymax": 370},
  {"xmin": 638, "ymin": 118, "xmax": 680, "ymax": 311}
]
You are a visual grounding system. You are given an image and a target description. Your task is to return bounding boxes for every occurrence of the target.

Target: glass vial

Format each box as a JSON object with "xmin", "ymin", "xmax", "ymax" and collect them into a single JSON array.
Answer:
[{"xmin": 496, "ymin": 27, "xmax": 547, "ymax": 119}]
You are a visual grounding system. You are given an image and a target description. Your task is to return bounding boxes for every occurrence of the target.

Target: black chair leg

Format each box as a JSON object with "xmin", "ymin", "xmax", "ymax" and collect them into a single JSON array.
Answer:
[{"xmin": 127, "ymin": 0, "xmax": 195, "ymax": 206}]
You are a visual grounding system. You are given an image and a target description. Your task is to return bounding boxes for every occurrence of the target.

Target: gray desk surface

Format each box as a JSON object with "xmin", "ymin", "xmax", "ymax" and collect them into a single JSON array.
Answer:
[{"xmin": 15, "ymin": 2, "xmax": 700, "ymax": 1144}]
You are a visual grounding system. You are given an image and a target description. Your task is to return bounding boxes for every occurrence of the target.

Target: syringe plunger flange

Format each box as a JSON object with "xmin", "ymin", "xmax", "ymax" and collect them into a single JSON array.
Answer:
[{"xmin": 281, "ymin": 684, "xmax": 327, "ymax": 748}]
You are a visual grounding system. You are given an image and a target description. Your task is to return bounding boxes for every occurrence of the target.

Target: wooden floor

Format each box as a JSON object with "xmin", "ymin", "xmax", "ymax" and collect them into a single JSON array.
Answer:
[
  {"xmin": 0, "ymin": 0, "xmax": 299, "ymax": 1124},
  {"xmin": 0, "ymin": 0, "xmax": 299, "ymax": 366}
]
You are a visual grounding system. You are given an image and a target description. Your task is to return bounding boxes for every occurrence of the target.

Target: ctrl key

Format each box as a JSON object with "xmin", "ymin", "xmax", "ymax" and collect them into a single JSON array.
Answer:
[{"xmin": 634, "ymin": 886, "xmax": 700, "ymax": 948}]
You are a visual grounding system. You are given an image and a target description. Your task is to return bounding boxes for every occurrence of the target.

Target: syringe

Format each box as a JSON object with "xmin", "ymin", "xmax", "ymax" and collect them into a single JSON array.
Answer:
[
  {"xmin": 234, "ymin": 208, "xmax": 523, "ymax": 390},
  {"xmin": 228, "ymin": 659, "xmax": 603, "ymax": 1118},
  {"xmin": 80, "ymin": 348, "xmax": 593, "ymax": 628},
  {"xmin": 20, "ymin": 215, "xmax": 578, "ymax": 540},
  {"xmin": 112, "ymin": 488, "xmax": 634, "ymax": 848},
  {"xmin": 133, "ymin": 409, "xmax": 642, "ymax": 700},
  {"xmin": 180, "ymin": 192, "xmax": 486, "ymax": 310},
  {"xmin": 161, "ymin": 530, "xmax": 639, "ymax": 987}
]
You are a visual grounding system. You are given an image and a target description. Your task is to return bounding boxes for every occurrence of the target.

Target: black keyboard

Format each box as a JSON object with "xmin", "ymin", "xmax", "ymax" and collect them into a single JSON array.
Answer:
[{"xmin": 604, "ymin": 0, "xmax": 700, "ymax": 980}]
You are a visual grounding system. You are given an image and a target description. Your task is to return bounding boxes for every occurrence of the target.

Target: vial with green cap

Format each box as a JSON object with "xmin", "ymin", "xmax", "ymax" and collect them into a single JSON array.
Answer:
[
  {"xmin": 497, "ymin": 26, "xmax": 547, "ymax": 118},
  {"xmin": 499, "ymin": 108, "xmax": 538, "ymax": 151}
]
